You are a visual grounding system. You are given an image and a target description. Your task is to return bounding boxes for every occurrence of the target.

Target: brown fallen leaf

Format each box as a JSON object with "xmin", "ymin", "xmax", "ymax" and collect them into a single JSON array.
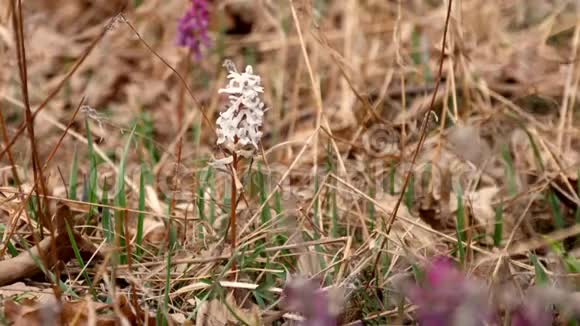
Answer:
[
  {"xmin": 446, "ymin": 125, "xmax": 492, "ymax": 169},
  {"xmin": 4, "ymin": 294, "xmax": 159, "ymax": 326},
  {"xmin": 0, "ymin": 282, "xmax": 53, "ymax": 303},
  {"xmin": 3, "ymin": 296, "xmax": 102, "ymax": 326},
  {"xmin": 4, "ymin": 297, "xmax": 61, "ymax": 326},
  {"xmin": 196, "ymin": 292, "xmax": 262, "ymax": 326},
  {"xmin": 116, "ymin": 293, "xmax": 158, "ymax": 325},
  {"xmin": 60, "ymin": 299, "xmax": 114, "ymax": 326},
  {"xmin": 377, "ymin": 194, "xmax": 440, "ymax": 253}
]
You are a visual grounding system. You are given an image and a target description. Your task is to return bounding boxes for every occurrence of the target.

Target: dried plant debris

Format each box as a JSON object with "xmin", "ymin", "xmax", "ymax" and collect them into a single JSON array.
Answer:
[{"xmin": 4, "ymin": 294, "xmax": 158, "ymax": 326}]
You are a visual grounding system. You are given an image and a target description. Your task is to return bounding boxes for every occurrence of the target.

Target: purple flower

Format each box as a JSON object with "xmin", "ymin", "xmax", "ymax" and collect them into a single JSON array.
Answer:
[
  {"xmin": 510, "ymin": 295, "xmax": 552, "ymax": 326},
  {"xmin": 404, "ymin": 257, "xmax": 494, "ymax": 326},
  {"xmin": 176, "ymin": 0, "xmax": 210, "ymax": 60},
  {"xmin": 282, "ymin": 276, "xmax": 339, "ymax": 326}
]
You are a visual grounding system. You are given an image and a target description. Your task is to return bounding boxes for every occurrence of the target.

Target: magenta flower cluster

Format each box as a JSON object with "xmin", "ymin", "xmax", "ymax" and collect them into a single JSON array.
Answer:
[
  {"xmin": 403, "ymin": 257, "xmax": 555, "ymax": 326},
  {"xmin": 281, "ymin": 258, "xmax": 571, "ymax": 325},
  {"xmin": 282, "ymin": 276, "xmax": 339, "ymax": 326},
  {"xmin": 405, "ymin": 257, "xmax": 494, "ymax": 326},
  {"xmin": 176, "ymin": 0, "xmax": 210, "ymax": 60}
]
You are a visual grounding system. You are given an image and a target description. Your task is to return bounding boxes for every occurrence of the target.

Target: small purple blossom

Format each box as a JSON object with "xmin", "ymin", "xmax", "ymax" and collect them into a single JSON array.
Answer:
[
  {"xmin": 404, "ymin": 257, "xmax": 493, "ymax": 326},
  {"xmin": 282, "ymin": 276, "xmax": 340, "ymax": 326},
  {"xmin": 510, "ymin": 302, "xmax": 552, "ymax": 326},
  {"xmin": 176, "ymin": 0, "xmax": 210, "ymax": 60},
  {"xmin": 509, "ymin": 290, "xmax": 553, "ymax": 326}
]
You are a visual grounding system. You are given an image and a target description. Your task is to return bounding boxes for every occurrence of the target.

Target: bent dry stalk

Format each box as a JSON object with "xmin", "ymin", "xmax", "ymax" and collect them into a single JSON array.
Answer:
[{"xmin": 215, "ymin": 60, "xmax": 267, "ymax": 265}]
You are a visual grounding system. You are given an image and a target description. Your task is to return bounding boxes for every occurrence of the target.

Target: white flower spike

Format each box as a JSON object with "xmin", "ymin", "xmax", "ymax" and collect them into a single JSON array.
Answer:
[{"xmin": 216, "ymin": 60, "xmax": 266, "ymax": 157}]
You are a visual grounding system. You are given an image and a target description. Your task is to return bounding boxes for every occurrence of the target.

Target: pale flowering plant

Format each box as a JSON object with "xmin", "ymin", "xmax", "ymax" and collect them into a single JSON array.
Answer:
[
  {"xmin": 216, "ymin": 59, "xmax": 267, "ymax": 157},
  {"xmin": 214, "ymin": 59, "xmax": 267, "ymax": 257}
]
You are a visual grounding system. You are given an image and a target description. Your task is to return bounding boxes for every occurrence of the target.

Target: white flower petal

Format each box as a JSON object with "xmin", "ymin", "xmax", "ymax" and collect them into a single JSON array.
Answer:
[{"xmin": 215, "ymin": 62, "xmax": 266, "ymax": 154}]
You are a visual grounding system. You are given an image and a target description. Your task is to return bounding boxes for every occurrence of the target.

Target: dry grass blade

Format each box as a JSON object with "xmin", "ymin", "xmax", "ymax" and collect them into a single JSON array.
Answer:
[{"xmin": 369, "ymin": 0, "xmax": 454, "ymax": 278}]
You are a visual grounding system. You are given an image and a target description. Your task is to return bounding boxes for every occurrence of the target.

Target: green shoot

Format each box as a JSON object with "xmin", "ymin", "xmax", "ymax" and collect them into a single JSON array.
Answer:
[
  {"xmin": 114, "ymin": 126, "xmax": 136, "ymax": 265},
  {"xmin": 547, "ymin": 190, "xmax": 565, "ymax": 229},
  {"xmin": 404, "ymin": 173, "xmax": 415, "ymax": 209},
  {"xmin": 529, "ymin": 254, "xmax": 548, "ymax": 286},
  {"xmin": 135, "ymin": 165, "xmax": 146, "ymax": 259},
  {"xmin": 101, "ymin": 179, "xmax": 113, "ymax": 243},
  {"xmin": 85, "ymin": 119, "xmax": 99, "ymax": 219},
  {"xmin": 64, "ymin": 220, "xmax": 96, "ymax": 299},
  {"xmin": 68, "ymin": 146, "xmax": 78, "ymax": 200},
  {"xmin": 493, "ymin": 201, "xmax": 503, "ymax": 247},
  {"xmin": 501, "ymin": 144, "xmax": 517, "ymax": 196}
]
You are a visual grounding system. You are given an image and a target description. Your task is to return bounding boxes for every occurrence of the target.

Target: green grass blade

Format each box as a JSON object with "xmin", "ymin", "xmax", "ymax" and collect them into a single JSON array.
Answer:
[
  {"xmin": 25, "ymin": 198, "xmax": 38, "ymax": 224},
  {"xmin": 404, "ymin": 173, "xmax": 415, "ymax": 209},
  {"xmin": 501, "ymin": 144, "xmax": 517, "ymax": 196},
  {"xmin": 64, "ymin": 220, "xmax": 96, "ymax": 299},
  {"xmin": 529, "ymin": 254, "xmax": 548, "ymax": 286},
  {"xmin": 547, "ymin": 190, "xmax": 565, "ymax": 229},
  {"xmin": 521, "ymin": 127, "xmax": 545, "ymax": 171},
  {"xmin": 209, "ymin": 167, "xmax": 216, "ymax": 225},
  {"xmin": 68, "ymin": 146, "xmax": 78, "ymax": 200},
  {"xmin": 19, "ymin": 238, "xmax": 79, "ymax": 299},
  {"xmin": 411, "ymin": 28, "xmax": 432, "ymax": 83},
  {"xmin": 85, "ymin": 119, "xmax": 98, "ymax": 219},
  {"xmin": 162, "ymin": 243, "xmax": 172, "ymax": 326},
  {"xmin": 455, "ymin": 188, "xmax": 466, "ymax": 264},
  {"xmin": 257, "ymin": 163, "xmax": 271, "ymax": 224},
  {"xmin": 493, "ymin": 201, "xmax": 503, "ymax": 247},
  {"xmin": 0, "ymin": 224, "xmax": 18, "ymax": 257},
  {"xmin": 140, "ymin": 112, "xmax": 159, "ymax": 164},
  {"xmin": 273, "ymin": 190, "xmax": 287, "ymax": 247},
  {"xmin": 274, "ymin": 190, "xmax": 282, "ymax": 216},
  {"xmin": 114, "ymin": 126, "xmax": 136, "ymax": 265},
  {"xmin": 135, "ymin": 166, "xmax": 146, "ymax": 259},
  {"xmin": 192, "ymin": 116, "xmax": 202, "ymax": 148},
  {"xmin": 388, "ymin": 164, "xmax": 396, "ymax": 195},
  {"xmin": 574, "ymin": 169, "xmax": 580, "ymax": 223},
  {"xmin": 101, "ymin": 179, "xmax": 113, "ymax": 243},
  {"xmin": 331, "ymin": 188, "xmax": 338, "ymax": 238},
  {"xmin": 197, "ymin": 171, "xmax": 206, "ymax": 223},
  {"xmin": 368, "ymin": 187, "xmax": 375, "ymax": 232},
  {"xmin": 313, "ymin": 175, "xmax": 320, "ymax": 238}
]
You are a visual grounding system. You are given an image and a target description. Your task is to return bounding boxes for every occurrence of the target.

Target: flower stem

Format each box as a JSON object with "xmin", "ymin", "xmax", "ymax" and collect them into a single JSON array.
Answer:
[{"xmin": 229, "ymin": 152, "xmax": 238, "ymax": 269}]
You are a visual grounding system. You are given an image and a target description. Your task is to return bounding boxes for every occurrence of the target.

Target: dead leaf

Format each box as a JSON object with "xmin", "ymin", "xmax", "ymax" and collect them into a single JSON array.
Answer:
[
  {"xmin": 0, "ymin": 282, "xmax": 53, "ymax": 303},
  {"xmin": 449, "ymin": 187, "xmax": 502, "ymax": 244},
  {"xmin": 377, "ymin": 194, "xmax": 440, "ymax": 253},
  {"xmin": 3, "ymin": 294, "xmax": 158, "ymax": 326},
  {"xmin": 196, "ymin": 293, "xmax": 262, "ymax": 326},
  {"xmin": 4, "ymin": 296, "xmax": 61, "ymax": 326},
  {"xmin": 446, "ymin": 125, "xmax": 491, "ymax": 169}
]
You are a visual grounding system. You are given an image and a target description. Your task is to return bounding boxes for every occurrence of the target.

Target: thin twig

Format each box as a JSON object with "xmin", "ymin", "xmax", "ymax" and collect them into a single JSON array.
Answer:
[
  {"xmin": 121, "ymin": 14, "xmax": 213, "ymax": 130},
  {"xmin": 0, "ymin": 9, "xmax": 119, "ymax": 163},
  {"xmin": 370, "ymin": 0, "xmax": 454, "ymax": 279}
]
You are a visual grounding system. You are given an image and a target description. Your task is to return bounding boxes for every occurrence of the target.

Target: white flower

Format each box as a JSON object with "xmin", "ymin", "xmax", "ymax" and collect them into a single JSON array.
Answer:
[{"xmin": 216, "ymin": 62, "xmax": 266, "ymax": 156}]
